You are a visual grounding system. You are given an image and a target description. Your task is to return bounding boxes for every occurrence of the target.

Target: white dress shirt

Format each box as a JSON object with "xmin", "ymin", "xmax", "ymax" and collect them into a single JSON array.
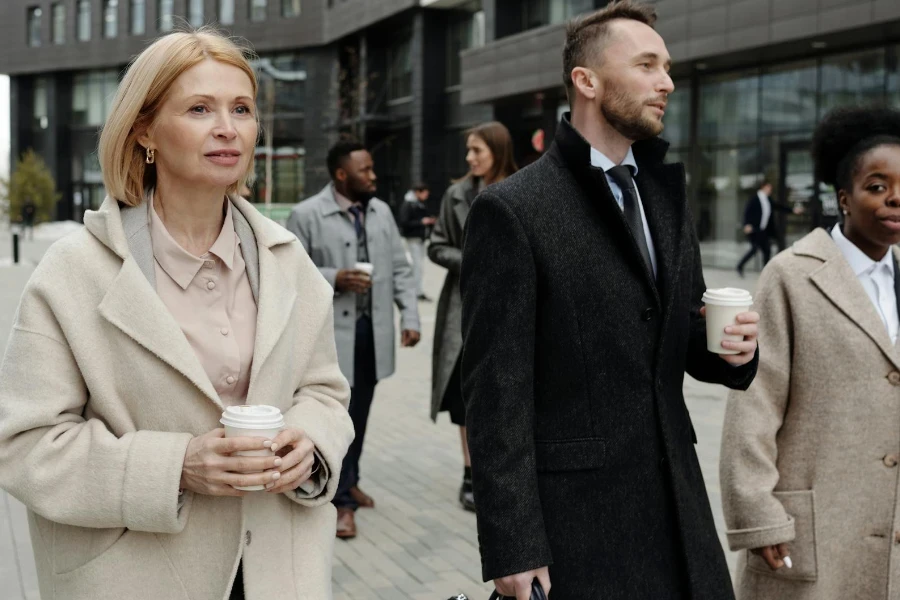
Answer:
[
  {"xmin": 591, "ymin": 146, "xmax": 658, "ymax": 277},
  {"xmin": 758, "ymin": 190, "xmax": 772, "ymax": 231},
  {"xmin": 831, "ymin": 224, "xmax": 899, "ymax": 344}
]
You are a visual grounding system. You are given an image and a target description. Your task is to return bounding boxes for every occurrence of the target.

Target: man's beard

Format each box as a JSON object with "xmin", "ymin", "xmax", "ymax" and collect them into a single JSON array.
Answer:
[
  {"xmin": 347, "ymin": 185, "xmax": 376, "ymax": 205},
  {"xmin": 601, "ymin": 87, "xmax": 665, "ymax": 141}
]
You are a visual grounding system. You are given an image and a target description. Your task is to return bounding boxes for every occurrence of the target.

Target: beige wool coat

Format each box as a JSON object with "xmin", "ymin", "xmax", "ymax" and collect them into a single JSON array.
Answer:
[
  {"xmin": 721, "ymin": 228, "xmax": 900, "ymax": 600},
  {"xmin": 0, "ymin": 195, "xmax": 354, "ymax": 600}
]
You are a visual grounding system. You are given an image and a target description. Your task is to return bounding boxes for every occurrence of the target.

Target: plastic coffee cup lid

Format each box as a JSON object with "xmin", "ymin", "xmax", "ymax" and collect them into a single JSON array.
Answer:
[
  {"xmin": 702, "ymin": 287, "xmax": 752, "ymax": 307},
  {"xmin": 220, "ymin": 405, "xmax": 285, "ymax": 429}
]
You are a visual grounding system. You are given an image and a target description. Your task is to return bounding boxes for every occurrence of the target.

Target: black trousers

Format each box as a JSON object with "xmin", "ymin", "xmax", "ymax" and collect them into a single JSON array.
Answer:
[
  {"xmin": 737, "ymin": 232, "xmax": 771, "ymax": 272},
  {"xmin": 333, "ymin": 316, "xmax": 378, "ymax": 510}
]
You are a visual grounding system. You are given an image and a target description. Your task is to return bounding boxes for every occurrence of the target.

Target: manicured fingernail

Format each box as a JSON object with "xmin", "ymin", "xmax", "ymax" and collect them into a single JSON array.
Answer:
[
  {"xmin": 262, "ymin": 440, "xmax": 272, "ymax": 446},
  {"xmin": 725, "ymin": 327, "xmax": 733, "ymax": 334},
  {"xmin": 270, "ymin": 443, "xmax": 278, "ymax": 452},
  {"xmin": 271, "ymin": 472, "xmax": 281, "ymax": 480},
  {"xmin": 273, "ymin": 458, "xmax": 283, "ymax": 467},
  {"xmin": 784, "ymin": 556, "xmax": 792, "ymax": 569}
]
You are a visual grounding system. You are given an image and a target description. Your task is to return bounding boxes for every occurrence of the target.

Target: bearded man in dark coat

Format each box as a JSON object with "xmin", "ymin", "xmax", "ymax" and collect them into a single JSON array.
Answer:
[{"xmin": 459, "ymin": 2, "xmax": 761, "ymax": 599}]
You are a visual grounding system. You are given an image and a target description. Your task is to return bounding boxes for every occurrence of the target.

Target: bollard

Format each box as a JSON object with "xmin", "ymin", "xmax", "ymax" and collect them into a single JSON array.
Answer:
[{"xmin": 12, "ymin": 232, "xmax": 19, "ymax": 264}]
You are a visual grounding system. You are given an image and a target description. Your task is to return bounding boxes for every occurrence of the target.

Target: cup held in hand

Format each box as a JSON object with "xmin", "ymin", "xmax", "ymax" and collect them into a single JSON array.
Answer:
[
  {"xmin": 702, "ymin": 288, "xmax": 753, "ymax": 355},
  {"xmin": 220, "ymin": 405, "xmax": 285, "ymax": 491},
  {"xmin": 354, "ymin": 262, "xmax": 374, "ymax": 278}
]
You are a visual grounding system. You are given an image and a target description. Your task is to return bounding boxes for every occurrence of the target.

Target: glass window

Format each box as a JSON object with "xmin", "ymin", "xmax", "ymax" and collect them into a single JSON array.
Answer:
[
  {"xmin": 72, "ymin": 70, "xmax": 120, "ymax": 126},
  {"xmin": 28, "ymin": 7, "xmax": 42, "ymax": 47},
  {"xmin": 446, "ymin": 11, "xmax": 483, "ymax": 88},
  {"xmin": 104, "ymin": 0, "xmax": 119, "ymax": 38},
  {"xmin": 890, "ymin": 46, "xmax": 900, "ymax": 109},
  {"xmin": 282, "ymin": 0, "xmax": 300, "ymax": 17},
  {"xmin": 131, "ymin": 0, "xmax": 145, "ymax": 34},
  {"xmin": 219, "ymin": 0, "xmax": 234, "ymax": 24},
  {"xmin": 663, "ymin": 81, "xmax": 691, "ymax": 149},
  {"xmin": 521, "ymin": 0, "xmax": 592, "ymax": 31},
  {"xmin": 52, "ymin": 3, "xmax": 65, "ymax": 44},
  {"xmin": 77, "ymin": 0, "xmax": 91, "ymax": 41},
  {"xmin": 760, "ymin": 60, "xmax": 817, "ymax": 135},
  {"xmin": 33, "ymin": 78, "xmax": 49, "ymax": 130},
  {"xmin": 189, "ymin": 0, "xmax": 203, "ymax": 26},
  {"xmin": 250, "ymin": 0, "xmax": 267, "ymax": 21},
  {"xmin": 698, "ymin": 70, "xmax": 759, "ymax": 146},
  {"xmin": 158, "ymin": 0, "xmax": 173, "ymax": 31},
  {"xmin": 819, "ymin": 49, "xmax": 886, "ymax": 116},
  {"xmin": 389, "ymin": 35, "xmax": 412, "ymax": 100}
]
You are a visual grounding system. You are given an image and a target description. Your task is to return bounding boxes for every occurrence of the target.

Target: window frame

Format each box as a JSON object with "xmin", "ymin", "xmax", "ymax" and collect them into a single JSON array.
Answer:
[
  {"xmin": 158, "ymin": 0, "xmax": 173, "ymax": 32},
  {"xmin": 103, "ymin": 0, "xmax": 119, "ymax": 39},
  {"xmin": 76, "ymin": 0, "xmax": 91, "ymax": 41},
  {"xmin": 51, "ymin": 2, "xmax": 66, "ymax": 44},
  {"xmin": 130, "ymin": 0, "xmax": 146, "ymax": 34},
  {"xmin": 27, "ymin": 6, "xmax": 43, "ymax": 48},
  {"xmin": 281, "ymin": 0, "xmax": 300, "ymax": 18},
  {"xmin": 249, "ymin": 0, "xmax": 268, "ymax": 22}
]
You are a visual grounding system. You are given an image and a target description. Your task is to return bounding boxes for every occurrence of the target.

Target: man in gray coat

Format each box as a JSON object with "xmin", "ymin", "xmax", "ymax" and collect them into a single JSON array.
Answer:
[{"xmin": 287, "ymin": 139, "xmax": 420, "ymax": 539}]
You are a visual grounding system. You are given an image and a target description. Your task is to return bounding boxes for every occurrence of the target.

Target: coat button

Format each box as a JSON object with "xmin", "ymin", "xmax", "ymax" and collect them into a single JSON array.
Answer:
[
  {"xmin": 245, "ymin": 530, "xmax": 252, "ymax": 546},
  {"xmin": 889, "ymin": 371, "xmax": 900, "ymax": 386},
  {"xmin": 884, "ymin": 454, "xmax": 899, "ymax": 467},
  {"xmin": 642, "ymin": 308, "xmax": 655, "ymax": 321},
  {"xmin": 343, "ymin": 310, "xmax": 349, "ymax": 317}
]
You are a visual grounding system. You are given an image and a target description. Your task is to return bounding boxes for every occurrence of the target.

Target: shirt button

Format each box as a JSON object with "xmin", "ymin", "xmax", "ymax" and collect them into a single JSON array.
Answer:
[
  {"xmin": 207, "ymin": 281, "xmax": 216, "ymax": 290},
  {"xmin": 226, "ymin": 375, "xmax": 236, "ymax": 385},
  {"xmin": 220, "ymin": 328, "xmax": 229, "ymax": 336},
  {"xmin": 884, "ymin": 454, "xmax": 899, "ymax": 468},
  {"xmin": 642, "ymin": 308, "xmax": 655, "ymax": 321}
]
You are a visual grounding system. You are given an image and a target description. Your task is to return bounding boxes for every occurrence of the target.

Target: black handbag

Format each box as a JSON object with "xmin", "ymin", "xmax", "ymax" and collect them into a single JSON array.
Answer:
[{"xmin": 488, "ymin": 579, "xmax": 548, "ymax": 600}]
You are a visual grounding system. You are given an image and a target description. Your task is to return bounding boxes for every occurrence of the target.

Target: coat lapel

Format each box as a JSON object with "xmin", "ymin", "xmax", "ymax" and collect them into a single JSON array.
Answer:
[{"xmin": 803, "ymin": 231, "xmax": 900, "ymax": 370}]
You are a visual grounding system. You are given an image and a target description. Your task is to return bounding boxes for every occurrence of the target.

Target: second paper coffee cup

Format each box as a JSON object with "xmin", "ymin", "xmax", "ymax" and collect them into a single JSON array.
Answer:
[
  {"xmin": 702, "ymin": 288, "xmax": 753, "ymax": 355},
  {"xmin": 354, "ymin": 261, "xmax": 374, "ymax": 277},
  {"xmin": 220, "ymin": 405, "xmax": 285, "ymax": 491}
]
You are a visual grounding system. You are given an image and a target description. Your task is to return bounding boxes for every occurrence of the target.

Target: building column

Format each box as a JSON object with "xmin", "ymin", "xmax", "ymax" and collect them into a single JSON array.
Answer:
[
  {"xmin": 410, "ymin": 10, "xmax": 426, "ymax": 184},
  {"xmin": 304, "ymin": 45, "xmax": 341, "ymax": 196}
]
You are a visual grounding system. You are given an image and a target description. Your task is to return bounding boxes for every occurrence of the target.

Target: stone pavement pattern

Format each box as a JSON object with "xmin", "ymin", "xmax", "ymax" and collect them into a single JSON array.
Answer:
[{"xmin": 0, "ymin": 223, "xmax": 760, "ymax": 599}]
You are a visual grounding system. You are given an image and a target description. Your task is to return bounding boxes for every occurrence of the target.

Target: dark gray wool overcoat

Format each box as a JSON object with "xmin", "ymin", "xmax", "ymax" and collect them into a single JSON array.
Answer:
[{"xmin": 459, "ymin": 114, "xmax": 759, "ymax": 600}]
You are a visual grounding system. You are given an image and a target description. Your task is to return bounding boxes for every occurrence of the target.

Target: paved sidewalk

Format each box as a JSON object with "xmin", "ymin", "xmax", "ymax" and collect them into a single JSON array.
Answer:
[{"xmin": 0, "ymin": 223, "xmax": 760, "ymax": 599}]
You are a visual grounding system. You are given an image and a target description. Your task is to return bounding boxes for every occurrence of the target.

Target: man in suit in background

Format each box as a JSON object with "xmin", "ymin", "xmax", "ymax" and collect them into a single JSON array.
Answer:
[
  {"xmin": 460, "ymin": 2, "xmax": 760, "ymax": 599},
  {"xmin": 736, "ymin": 180, "xmax": 803, "ymax": 276},
  {"xmin": 287, "ymin": 139, "xmax": 420, "ymax": 540}
]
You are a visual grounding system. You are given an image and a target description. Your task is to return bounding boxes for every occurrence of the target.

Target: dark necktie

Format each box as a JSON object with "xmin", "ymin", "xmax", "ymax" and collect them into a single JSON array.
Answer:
[
  {"xmin": 607, "ymin": 165, "xmax": 654, "ymax": 277},
  {"xmin": 347, "ymin": 205, "xmax": 364, "ymax": 237}
]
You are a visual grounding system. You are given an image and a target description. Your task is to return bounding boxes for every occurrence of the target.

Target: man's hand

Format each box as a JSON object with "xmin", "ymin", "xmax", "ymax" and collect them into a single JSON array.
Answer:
[
  {"xmin": 401, "ymin": 329, "xmax": 421, "ymax": 347},
  {"xmin": 742, "ymin": 224, "xmax": 754, "ymax": 235},
  {"xmin": 751, "ymin": 543, "xmax": 791, "ymax": 570},
  {"xmin": 180, "ymin": 429, "xmax": 284, "ymax": 496},
  {"xmin": 422, "ymin": 217, "xmax": 437, "ymax": 226},
  {"xmin": 700, "ymin": 307, "xmax": 759, "ymax": 366},
  {"xmin": 792, "ymin": 205, "xmax": 805, "ymax": 215},
  {"xmin": 494, "ymin": 567, "xmax": 551, "ymax": 600},
  {"xmin": 335, "ymin": 269, "xmax": 372, "ymax": 294}
]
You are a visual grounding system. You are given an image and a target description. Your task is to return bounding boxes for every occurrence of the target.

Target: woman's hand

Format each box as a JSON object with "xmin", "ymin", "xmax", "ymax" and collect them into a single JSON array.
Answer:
[
  {"xmin": 179, "ymin": 429, "xmax": 285, "ymax": 496},
  {"xmin": 264, "ymin": 427, "xmax": 317, "ymax": 494},
  {"xmin": 751, "ymin": 543, "xmax": 791, "ymax": 570}
]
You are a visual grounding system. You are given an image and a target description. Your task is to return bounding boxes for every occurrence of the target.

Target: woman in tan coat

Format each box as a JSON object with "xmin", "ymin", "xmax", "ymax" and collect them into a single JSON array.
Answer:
[
  {"xmin": 721, "ymin": 106, "xmax": 900, "ymax": 600},
  {"xmin": 0, "ymin": 30, "xmax": 354, "ymax": 600},
  {"xmin": 428, "ymin": 122, "xmax": 516, "ymax": 512}
]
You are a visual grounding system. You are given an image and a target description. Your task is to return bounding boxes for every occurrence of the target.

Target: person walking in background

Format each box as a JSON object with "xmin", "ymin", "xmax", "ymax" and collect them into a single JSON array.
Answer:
[
  {"xmin": 0, "ymin": 29, "xmax": 354, "ymax": 600},
  {"xmin": 399, "ymin": 182, "xmax": 436, "ymax": 301},
  {"xmin": 21, "ymin": 197, "xmax": 36, "ymax": 241},
  {"xmin": 460, "ymin": 3, "xmax": 760, "ymax": 599},
  {"xmin": 737, "ymin": 180, "xmax": 802, "ymax": 276},
  {"xmin": 287, "ymin": 139, "xmax": 421, "ymax": 540},
  {"xmin": 428, "ymin": 121, "xmax": 517, "ymax": 513},
  {"xmin": 721, "ymin": 107, "xmax": 900, "ymax": 600}
]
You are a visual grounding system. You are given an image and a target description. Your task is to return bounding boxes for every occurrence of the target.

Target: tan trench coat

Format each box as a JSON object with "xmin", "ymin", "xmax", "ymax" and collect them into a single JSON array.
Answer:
[
  {"xmin": 0, "ymin": 195, "xmax": 354, "ymax": 600},
  {"xmin": 721, "ymin": 228, "xmax": 900, "ymax": 600}
]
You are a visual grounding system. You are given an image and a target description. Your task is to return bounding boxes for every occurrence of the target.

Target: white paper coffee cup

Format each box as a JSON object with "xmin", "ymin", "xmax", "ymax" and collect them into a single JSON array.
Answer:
[
  {"xmin": 220, "ymin": 405, "xmax": 285, "ymax": 491},
  {"xmin": 354, "ymin": 262, "xmax": 374, "ymax": 276},
  {"xmin": 702, "ymin": 288, "xmax": 753, "ymax": 355}
]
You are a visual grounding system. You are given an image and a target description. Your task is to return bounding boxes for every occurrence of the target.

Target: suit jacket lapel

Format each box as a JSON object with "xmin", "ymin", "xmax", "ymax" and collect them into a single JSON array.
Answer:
[
  {"xmin": 810, "ymin": 249, "xmax": 900, "ymax": 371},
  {"xmin": 636, "ymin": 161, "xmax": 685, "ymax": 318}
]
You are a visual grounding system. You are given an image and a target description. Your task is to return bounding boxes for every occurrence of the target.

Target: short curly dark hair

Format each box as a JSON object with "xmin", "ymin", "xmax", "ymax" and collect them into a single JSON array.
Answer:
[
  {"xmin": 812, "ymin": 106, "xmax": 900, "ymax": 192},
  {"xmin": 326, "ymin": 137, "xmax": 367, "ymax": 179}
]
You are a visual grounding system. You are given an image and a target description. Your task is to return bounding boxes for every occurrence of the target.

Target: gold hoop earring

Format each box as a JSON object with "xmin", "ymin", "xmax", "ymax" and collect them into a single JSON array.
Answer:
[{"xmin": 145, "ymin": 148, "xmax": 155, "ymax": 165}]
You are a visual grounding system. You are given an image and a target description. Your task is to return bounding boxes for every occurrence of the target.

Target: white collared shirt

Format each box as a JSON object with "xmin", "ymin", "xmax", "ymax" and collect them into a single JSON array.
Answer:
[
  {"xmin": 590, "ymin": 146, "xmax": 658, "ymax": 277},
  {"xmin": 831, "ymin": 224, "xmax": 899, "ymax": 344},
  {"xmin": 758, "ymin": 190, "xmax": 772, "ymax": 231}
]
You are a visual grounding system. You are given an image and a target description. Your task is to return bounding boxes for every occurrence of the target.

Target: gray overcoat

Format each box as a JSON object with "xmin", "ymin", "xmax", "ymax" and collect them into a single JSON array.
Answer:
[
  {"xmin": 286, "ymin": 184, "xmax": 420, "ymax": 386},
  {"xmin": 428, "ymin": 177, "xmax": 477, "ymax": 421},
  {"xmin": 721, "ymin": 228, "xmax": 900, "ymax": 600}
]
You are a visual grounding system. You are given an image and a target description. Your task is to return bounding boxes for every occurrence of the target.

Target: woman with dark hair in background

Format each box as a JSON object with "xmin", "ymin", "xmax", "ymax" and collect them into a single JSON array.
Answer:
[
  {"xmin": 721, "ymin": 106, "xmax": 900, "ymax": 600},
  {"xmin": 428, "ymin": 121, "xmax": 517, "ymax": 511}
]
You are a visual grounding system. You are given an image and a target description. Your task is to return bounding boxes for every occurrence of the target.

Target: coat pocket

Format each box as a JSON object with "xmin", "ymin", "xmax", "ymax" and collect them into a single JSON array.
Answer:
[
  {"xmin": 747, "ymin": 490, "xmax": 818, "ymax": 582},
  {"xmin": 52, "ymin": 522, "xmax": 128, "ymax": 575}
]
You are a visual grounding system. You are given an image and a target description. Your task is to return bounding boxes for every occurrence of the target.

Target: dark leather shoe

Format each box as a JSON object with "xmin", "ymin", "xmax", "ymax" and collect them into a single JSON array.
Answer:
[
  {"xmin": 350, "ymin": 485, "xmax": 375, "ymax": 508},
  {"xmin": 336, "ymin": 508, "xmax": 357, "ymax": 539},
  {"xmin": 459, "ymin": 483, "xmax": 476, "ymax": 513}
]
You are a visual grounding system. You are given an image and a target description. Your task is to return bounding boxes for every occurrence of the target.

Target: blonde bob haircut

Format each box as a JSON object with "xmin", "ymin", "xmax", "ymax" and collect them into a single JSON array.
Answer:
[{"xmin": 99, "ymin": 27, "xmax": 259, "ymax": 207}]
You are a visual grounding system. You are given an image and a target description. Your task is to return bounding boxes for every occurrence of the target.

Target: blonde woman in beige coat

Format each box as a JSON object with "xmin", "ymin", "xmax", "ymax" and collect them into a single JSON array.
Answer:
[
  {"xmin": 0, "ymin": 29, "xmax": 354, "ymax": 600},
  {"xmin": 721, "ymin": 106, "xmax": 900, "ymax": 600}
]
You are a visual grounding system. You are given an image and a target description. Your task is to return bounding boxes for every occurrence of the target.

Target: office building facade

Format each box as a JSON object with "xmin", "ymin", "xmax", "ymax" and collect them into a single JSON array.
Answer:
[
  {"xmin": 461, "ymin": 0, "xmax": 900, "ymax": 268},
  {"xmin": 0, "ymin": 0, "xmax": 489, "ymax": 221}
]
